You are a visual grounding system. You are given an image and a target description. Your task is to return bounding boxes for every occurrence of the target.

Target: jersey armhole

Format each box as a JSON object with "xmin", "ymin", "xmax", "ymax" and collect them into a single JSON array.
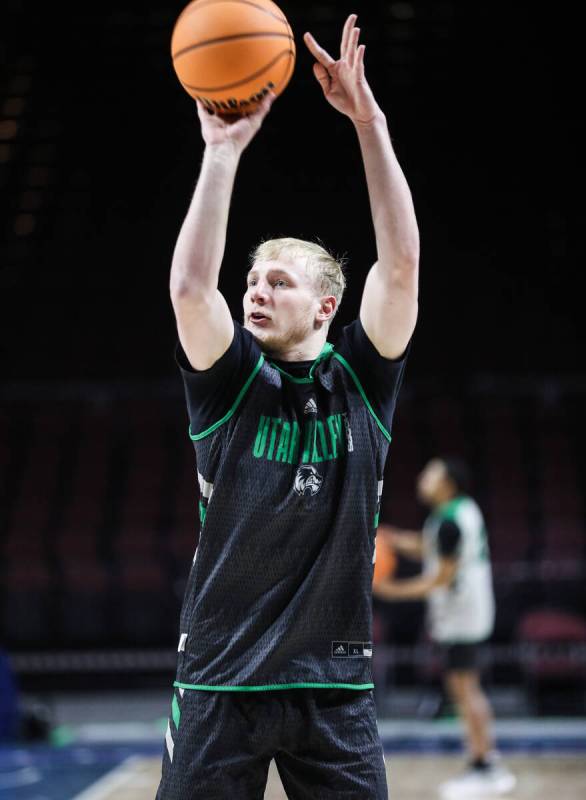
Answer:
[{"xmin": 332, "ymin": 352, "xmax": 392, "ymax": 443}]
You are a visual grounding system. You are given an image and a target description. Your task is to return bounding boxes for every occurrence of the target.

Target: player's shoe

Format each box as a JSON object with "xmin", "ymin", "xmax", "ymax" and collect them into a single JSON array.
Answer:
[{"xmin": 438, "ymin": 759, "xmax": 516, "ymax": 799}]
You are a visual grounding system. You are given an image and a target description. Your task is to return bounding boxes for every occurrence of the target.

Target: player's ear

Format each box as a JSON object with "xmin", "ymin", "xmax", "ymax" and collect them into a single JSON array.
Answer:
[{"xmin": 317, "ymin": 295, "xmax": 337, "ymax": 322}]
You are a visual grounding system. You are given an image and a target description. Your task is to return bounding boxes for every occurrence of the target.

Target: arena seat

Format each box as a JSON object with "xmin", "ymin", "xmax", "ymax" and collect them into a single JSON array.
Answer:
[
  {"xmin": 1, "ymin": 559, "xmax": 54, "ymax": 645},
  {"xmin": 516, "ymin": 607, "xmax": 586, "ymax": 712},
  {"xmin": 58, "ymin": 559, "xmax": 111, "ymax": 645},
  {"xmin": 116, "ymin": 560, "xmax": 170, "ymax": 644}
]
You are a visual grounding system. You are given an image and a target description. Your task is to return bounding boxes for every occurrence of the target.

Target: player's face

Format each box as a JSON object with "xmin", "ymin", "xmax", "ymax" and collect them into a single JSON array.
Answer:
[
  {"xmin": 416, "ymin": 459, "xmax": 448, "ymax": 505},
  {"xmin": 242, "ymin": 258, "xmax": 322, "ymax": 355}
]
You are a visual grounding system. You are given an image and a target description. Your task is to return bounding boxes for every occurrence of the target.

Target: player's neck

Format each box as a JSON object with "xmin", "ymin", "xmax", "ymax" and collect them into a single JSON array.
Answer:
[
  {"xmin": 432, "ymin": 490, "xmax": 459, "ymax": 510},
  {"xmin": 268, "ymin": 336, "xmax": 329, "ymax": 363}
]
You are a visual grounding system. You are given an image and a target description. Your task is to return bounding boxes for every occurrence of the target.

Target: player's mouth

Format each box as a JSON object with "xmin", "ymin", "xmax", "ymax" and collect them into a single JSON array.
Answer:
[{"xmin": 250, "ymin": 312, "xmax": 271, "ymax": 326}]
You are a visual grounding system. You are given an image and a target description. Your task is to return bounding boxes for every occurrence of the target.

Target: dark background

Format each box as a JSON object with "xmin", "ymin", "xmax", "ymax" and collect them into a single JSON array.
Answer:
[{"xmin": 1, "ymin": 0, "xmax": 583, "ymax": 382}]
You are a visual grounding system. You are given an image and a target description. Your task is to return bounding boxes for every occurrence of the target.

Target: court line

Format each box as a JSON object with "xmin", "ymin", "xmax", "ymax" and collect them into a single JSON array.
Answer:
[{"xmin": 69, "ymin": 756, "xmax": 144, "ymax": 800}]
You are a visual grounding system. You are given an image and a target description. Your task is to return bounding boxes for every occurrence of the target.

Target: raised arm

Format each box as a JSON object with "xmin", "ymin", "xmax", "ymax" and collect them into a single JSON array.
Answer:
[
  {"xmin": 170, "ymin": 96, "xmax": 274, "ymax": 371},
  {"xmin": 304, "ymin": 14, "xmax": 419, "ymax": 359}
]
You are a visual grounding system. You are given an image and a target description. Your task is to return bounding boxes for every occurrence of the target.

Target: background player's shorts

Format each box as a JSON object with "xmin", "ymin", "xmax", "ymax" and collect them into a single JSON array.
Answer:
[
  {"xmin": 441, "ymin": 642, "xmax": 483, "ymax": 671},
  {"xmin": 156, "ymin": 687, "xmax": 388, "ymax": 800}
]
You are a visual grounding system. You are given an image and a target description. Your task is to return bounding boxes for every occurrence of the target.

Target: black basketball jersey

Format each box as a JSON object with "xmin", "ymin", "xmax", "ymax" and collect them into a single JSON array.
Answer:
[{"xmin": 173, "ymin": 318, "xmax": 408, "ymax": 692}]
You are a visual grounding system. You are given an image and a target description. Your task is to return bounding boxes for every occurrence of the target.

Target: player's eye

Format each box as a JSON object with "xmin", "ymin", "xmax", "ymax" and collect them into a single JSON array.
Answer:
[{"xmin": 274, "ymin": 279, "xmax": 288, "ymax": 287}]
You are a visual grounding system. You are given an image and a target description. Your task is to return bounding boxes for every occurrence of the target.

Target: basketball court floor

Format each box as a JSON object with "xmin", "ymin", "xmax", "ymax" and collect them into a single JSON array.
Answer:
[{"xmin": 1, "ymin": 692, "xmax": 584, "ymax": 799}]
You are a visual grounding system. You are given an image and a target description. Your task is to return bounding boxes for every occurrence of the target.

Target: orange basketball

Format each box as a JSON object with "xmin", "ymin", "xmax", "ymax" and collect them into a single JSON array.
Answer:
[
  {"xmin": 372, "ymin": 535, "xmax": 397, "ymax": 586},
  {"xmin": 171, "ymin": 0, "xmax": 296, "ymax": 115}
]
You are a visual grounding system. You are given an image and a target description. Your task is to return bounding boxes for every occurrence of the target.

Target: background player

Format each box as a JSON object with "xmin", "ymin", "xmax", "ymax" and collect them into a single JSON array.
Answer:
[
  {"xmin": 157, "ymin": 12, "xmax": 419, "ymax": 800},
  {"xmin": 373, "ymin": 457, "xmax": 517, "ymax": 798}
]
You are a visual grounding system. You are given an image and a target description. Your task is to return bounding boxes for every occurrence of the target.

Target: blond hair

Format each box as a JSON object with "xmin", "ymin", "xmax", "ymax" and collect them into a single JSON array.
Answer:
[{"xmin": 250, "ymin": 237, "xmax": 347, "ymax": 315}]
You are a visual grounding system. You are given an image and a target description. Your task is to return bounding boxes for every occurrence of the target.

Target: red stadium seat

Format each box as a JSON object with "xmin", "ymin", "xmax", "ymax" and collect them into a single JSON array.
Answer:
[{"xmin": 516, "ymin": 608, "xmax": 586, "ymax": 712}]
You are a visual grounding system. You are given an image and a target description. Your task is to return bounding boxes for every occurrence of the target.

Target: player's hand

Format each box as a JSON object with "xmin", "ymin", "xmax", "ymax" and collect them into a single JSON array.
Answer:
[
  {"xmin": 378, "ymin": 524, "xmax": 400, "ymax": 542},
  {"xmin": 304, "ymin": 14, "xmax": 381, "ymax": 126},
  {"xmin": 376, "ymin": 523, "xmax": 402, "ymax": 550},
  {"xmin": 196, "ymin": 92, "xmax": 276, "ymax": 154},
  {"xmin": 372, "ymin": 578, "xmax": 399, "ymax": 600}
]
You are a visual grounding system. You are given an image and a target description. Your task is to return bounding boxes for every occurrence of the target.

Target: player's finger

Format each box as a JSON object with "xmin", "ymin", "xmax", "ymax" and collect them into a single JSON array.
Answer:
[
  {"xmin": 341, "ymin": 13, "xmax": 358, "ymax": 59},
  {"xmin": 196, "ymin": 99, "xmax": 215, "ymax": 119},
  {"xmin": 240, "ymin": 90, "xmax": 275, "ymax": 128},
  {"xmin": 313, "ymin": 62, "xmax": 331, "ymax": 94},
  {"xmin": 303, "ymin": 31, "xmax": 336, "ymax": 70},
  {"xmin": 347, "ymin": 26, "xmax": 361, "ymax": 69},
  {"xmin": 253, "ymin": 91, "xmax": 276, "ymax": 120},
  {"xmin": 356, "ymin": 43, "xmax": 366, "ymax": 78},
  {"xmin": 252, "ymin": 90, "xmax": 276, "ymax": 115}
]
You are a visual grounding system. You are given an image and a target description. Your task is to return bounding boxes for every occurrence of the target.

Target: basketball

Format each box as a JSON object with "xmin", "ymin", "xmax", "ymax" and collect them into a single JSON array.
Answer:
[
  {"xmin": 170, "ymin": 0, "xmax": 296, "ymax": 115},
  {"xmin": 372, "ymin": 534, "xmax": 397, "ymax": 586}
]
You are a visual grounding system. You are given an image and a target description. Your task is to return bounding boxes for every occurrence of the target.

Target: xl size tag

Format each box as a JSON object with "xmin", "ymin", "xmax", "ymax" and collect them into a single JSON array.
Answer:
[{"xmin": 331, "ymin": 641, "xmax": 372, "ymax": 658}]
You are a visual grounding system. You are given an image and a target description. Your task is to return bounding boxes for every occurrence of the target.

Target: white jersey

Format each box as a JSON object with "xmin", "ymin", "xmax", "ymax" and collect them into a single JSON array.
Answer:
[{"xmin": 423, "ymin": 495, "xmax": 495, "ymax": 643}]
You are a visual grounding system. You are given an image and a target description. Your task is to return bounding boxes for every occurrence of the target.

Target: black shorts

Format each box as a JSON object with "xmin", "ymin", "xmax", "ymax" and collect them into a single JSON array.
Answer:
[
  {"xmin": 442, "ymin": 642, "xmax": 482, "ymax": 671},
  {"xmin": 156, "ymin": 687, "xmax": 388, "ymax": 800}
]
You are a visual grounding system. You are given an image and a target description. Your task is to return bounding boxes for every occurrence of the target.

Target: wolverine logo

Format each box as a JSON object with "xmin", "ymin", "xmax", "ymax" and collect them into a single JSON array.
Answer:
[{"xmin": 294, "ymin": 465, "xmax": 323, "ymax": 497}]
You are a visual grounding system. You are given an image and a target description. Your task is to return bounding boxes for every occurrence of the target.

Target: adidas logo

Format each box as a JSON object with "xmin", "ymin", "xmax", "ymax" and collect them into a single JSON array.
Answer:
[
  {"xmin": 334, "ymin": 645, "xmax": 346, "ymax": 654},
  {"xmin": 304, "ymin": 398, "xmax": 317, "ymax": 415}
]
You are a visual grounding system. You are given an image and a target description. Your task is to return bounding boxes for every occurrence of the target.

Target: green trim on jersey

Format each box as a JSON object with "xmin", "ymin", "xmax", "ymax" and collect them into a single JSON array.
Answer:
[
  {"xmin": 171, "ymin": 693, "xmax": 181, "ymax": 730},
  {"xmin": 435, "ymin": 495, "xmax": 466, "ymax": 522},
  {"xmin": 267, "ymin": 342, "xmax": 335, "ymax": 384},
  {"xmin": 189, "ymin": 353, "xmax": 265, "ymax": 441},
  {"xmin": 173, "ymin": 680, "xmax": 374, "ymax": 692},
  {"xmin": 268, "ymin": 363, "xmax": 314, "ymax": 384},
  {"xmin": 332, "ymin": 352, "xmax": 392, "ymax": 442}
]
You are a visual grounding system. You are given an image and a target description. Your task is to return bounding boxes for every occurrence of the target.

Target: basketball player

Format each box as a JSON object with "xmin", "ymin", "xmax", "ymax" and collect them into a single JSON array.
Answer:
[
  {"xmin": 156, "ymin": 13, "xmax": 419, "ymax": 799},
  {"xmin": 373, "ymin": 457, "xmax": 516, "ymax": 799}
]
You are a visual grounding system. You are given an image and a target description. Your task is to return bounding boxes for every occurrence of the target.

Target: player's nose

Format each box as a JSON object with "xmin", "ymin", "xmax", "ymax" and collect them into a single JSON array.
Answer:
[{"xmin": 250, "ymin": 280, "xmax": 270, "ymax": 303}]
